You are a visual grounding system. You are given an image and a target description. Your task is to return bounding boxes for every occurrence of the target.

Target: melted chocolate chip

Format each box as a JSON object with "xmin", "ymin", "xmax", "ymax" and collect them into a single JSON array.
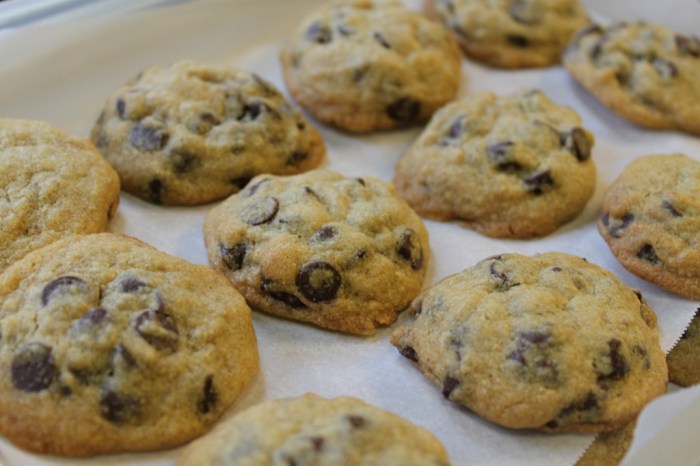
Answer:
[
  {"xmin": 490, "ymin": 260, "xmax": 518, "ymax": 291},
  {"xmin": 134, "ymin": 309, "xmax": 179, "ymax": 351},
  {"xmin": 311, "ymin": 437, "xmax": 325, "ymax": 452},
  {"xmin": 171, "ymin": 151, "xmax": 198, "ymax": 173},
  {"xmin": 605, "ymin": 213, "xmax": 634, "ymax": 238},
  {"xmin": 148, "ymin": 178, "xmax": 164, "ymax": 204},
  {"xmin": 116, "ymin": 98, "xmax": 126, "ymax": 118},
  {"xmin": 120, "ymin": 276, "xmax": 146, "ymax": 293},
  {"xmin": 306, "ymin": 21, "xmax": 332, "ymax": 44},
  {"xmin": 346, "ymin": 415, "xmax": 366, "ymax": 429},
  {"xmin": 374, "ymin": 31, "xmax": 391, "ymax": 48},
  {"xmin": 79, "ymin": 307, "xmax": 108, "ymax": 326},
  {"xmin": 11, "ymin": 343, "xmax": 55, "ymax": 392},
  {"xmin": 399, "ymin": 345, "xmax": 419, "ymax": 362},
  {"xmin": 676, "ymin": 35, "xmax": 700, "ymax": 57},
  {"xmin": 597, "ymin": 339, "xmax": 629, "ymax": 385},
  {"xmin": 220, "ymin": 243, "xmax": 247, "ymax": 272},
  {"xmin": 387, "ymin": 98, "xmax": 420, "ymax": 123},
  {"xmin": 523, "ymin": 169, "xmax": 554, "ymax": 194},
  {"xmin": 662, "ymin": 200, "xmax": 682, "ymax": 217},
  {"xmin": 446, "ymin": 116, "xmax": 465, "ymax": 140},
  {"xmin": 397, "ymin": 228, "xmax": 424, "ymax": 270},
  {"xmin": 287, "ymin": 151, "xmax": 307, "ymax": 166},
  {"xmin": 197, "ymin": 375, "xmax": 218, "ymax": 414},
  {"xmin": 653, "ymin": 57, "xmax": 678, "ymax": 79},
  {"xmin": 100, "ymin": 389, "xmax": 140, "ymax": 423},
  {"xmin": 356, "ymin": 178, "xmax": 366, "ymax": 186},
  {"xmin": 239, "ymin": 102, "xmax": 263, "ymax": 121},
  {"xmin": 442, "ymin": 375, "xmax": 460, "ymax": 398},
  {"xmin": 240, "ymin": 196, "xmax": 279, "ymax": 225},
  {"xmin": 563, "ymin": 127, "xmax": 591, "ymax": 161},
  {"xmin": 487, "ymin": 141, "xmax": 519, "ymax": 171},
  {"xmin": 296, "ymin": 261, "xmax": 341, "ymax": 303},
  {"xmin": 246, "ymin": 178, "xmax": 270, "ymax": 196},
  {"xmin": 129, "ymin": 122, "xmax": 169, "ymax": 151},
  {"xmin": 507, "ymin": 35, "xmax": 529, "ymax": 48},
  {"xmin": 591, "ymin": 37, "xmax": 607, "ymax": 60},
  {"xmin": 314, "ymin": 226, "xmax": 337, "ymax": 241},
  {"xmin": 231, "ymin": 176, "xmax": 252, "ymax": 190},
  {"xmin": 42, "ymin": 276, "xmax": 89, "ymax": 306},
  {"xmin": 261, "ymin": 278, "xmax": 307, "ymax": 309},
  {"xmin": 114, "ymin": 344, "xmax": 137, "ymax": 368},
  {"xmin": 637, "ymin": 244, "xmax": 660, "ymax": 264}
]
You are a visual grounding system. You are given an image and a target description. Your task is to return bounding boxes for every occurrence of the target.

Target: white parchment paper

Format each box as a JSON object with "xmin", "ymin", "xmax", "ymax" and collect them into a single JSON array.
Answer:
[{"xmin": 0, "ymin": 1, "xmax": 698, "ymax": 465}]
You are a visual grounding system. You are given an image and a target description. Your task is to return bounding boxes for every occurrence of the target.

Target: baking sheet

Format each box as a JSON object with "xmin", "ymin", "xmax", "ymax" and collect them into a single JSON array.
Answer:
[{"xmin": 0, "ymin": 0, "xmax": 698, "ymax": 464}]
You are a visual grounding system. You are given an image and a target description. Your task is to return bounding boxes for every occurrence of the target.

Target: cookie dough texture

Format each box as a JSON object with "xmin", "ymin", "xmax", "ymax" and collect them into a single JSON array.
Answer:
[
  {"xmin": 667, "ymin": 310, "xmax": 700, "ymax": 387},
  {"xmin": 0, "ymin": 118, "xmax": 120, "ymax": 271},
  {"xmin": 564, "ymin": 22, "xmax": 700, "ymax": 135},
  {"xmin": 204, "ymin": 170, "xmax": 429, "ymax": 335},
  {"xmin": 279, "ymin": 0, "xmax": 462, "ymax": 132},
  {"xmin": 598, "ymin": 154, "xmax": 700, "ymax": 300},
  {"xmin": 391, "ymin": 252, "xmax": 667, "ymax": 432},
  {"xmin": 0, "ymin": 233, "xmax": 259, "ymax": 456},
  {"xmin": 178, "ymin": 394, "xmax": 450, "ymax": 466},
  {"xmin": 91, "ymin": 60, "xmax": 325, "ymax": 205},
  {"xmin": 425, "ymin": 0, "xmax": 590, "ymax": 68},
  {"xmin": 394, "ymin": 89, "xmax": 596, "ymax": 238}
]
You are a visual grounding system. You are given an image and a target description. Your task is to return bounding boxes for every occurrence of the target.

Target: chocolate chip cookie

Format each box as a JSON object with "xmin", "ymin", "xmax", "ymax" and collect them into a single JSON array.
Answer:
[
  {"xmin": 391, "ymin": 252, "xmax": 667, "ymax": 432},
  {"xmin": 0, "ymin": 118, "xmax": 120, "ymax": 271},
  {"xmin": 0, "ymin": 233, "xmax": 259, "ymax": 456},
  {"xmin": 394, "ymin": 89, "xmax": 596, "ymax": 238},
  {"xmin": 667, "ymin": 309, "xmax": 700, "ymax": 387},
  {"xmin": 177, "ymin": 393, "xmax": 450, "ymax": 466},
  {"xmin": 279, "ymin": 0, "xmax": 462, "ymax": 132},
  {"xmin": 204, "ymin": 170, "xmax": 429, "ymax": 335},
  {"xmin": 598, "ymin": 154, "xmax": 700, "ymax": 300},
  {"xmin": 91, "ymin": 60, "xmax": 325, "ymax": 205},
  {"xmin": 424, "ymin": 0, "xmax": 590, "ymax": 68},
  {"xmin": 564, "ymin": 22, "xmax": 700, "ymax": 135}
]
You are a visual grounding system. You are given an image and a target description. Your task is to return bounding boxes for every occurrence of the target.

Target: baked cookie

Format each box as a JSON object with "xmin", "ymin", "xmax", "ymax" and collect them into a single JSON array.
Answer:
[
  {"xmin": 279, "ymin": 0, "xmax": 462, "ymax": 132},
  {"xmin": 0, "ymin": 233, "xmax": 259, "ymax": 456},
  {"xmin": 177, "ymin": 393, "xmax": 450, "ymax": 466},
  {"xmin": 575, "ymin": 419, "xmax": 637, "ymax": 466},
  {"xmin": 394, "ymin": 89, "xmax": 596, "ymax": 238},
  {"xmin": 667, "ymin": 309, "xmax": 700, "ymax": 387},
  {"xmin": 424, "ymin": 0, "xmax": 590, "ymax": 68},
  {"xmin": 204, "ymin": 170, "xmax": 429, "ymax": 335},
  {"xmin": 391, "ymin": 252, "xmax": 668, "ymax": 432},
  {"xmin": 598, "ymin": 154, "xmax": 700, "ymax": 300},
  {"xmin": 91, "ymin": 60, "xmax": 325, "ymax": 205},
  {"xmin": 564, "ymin": 22, "xmax": 700, "ymax": 135},
  {"xmin": 0, "ymin": 118, "xmax": 119, "ymax": 271}
]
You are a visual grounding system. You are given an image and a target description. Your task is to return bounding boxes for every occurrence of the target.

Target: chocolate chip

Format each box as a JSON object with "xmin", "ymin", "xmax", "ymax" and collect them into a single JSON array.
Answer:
[
  {"xmin": 310, "ymin": 436, "xmax": 325, "ymax": 452},
  {"xmin": 662, "ymin": 200, "xmax": 682, "ymax": 217},
  {"xmin": 605, "ymin": 213, "xmax": 634, "ymax": 238},
  {"xmin": 508, "ymin": 0, "xmax": 540, "ymax": 24},
  {"xmin": 287, "ymin": 150, "xmax": 307, "ymax": 166},
  {"xmin": 676, "ymin": 35, "xmax": 700, "ymax": 57},
  {"xmin": 220, "ymin": 243, "xmax": 247, "ymax": 271},
  {"xmin": 240, "ymin": 196, "xmax": 279, "ymax": 225},
  {"xmin": 563, "ymin": 127, "xmax": 591, "ymax": 161},
  {"xmin": 346, "ymin": 415, "xmax": 366, "ymax": 429},
  {"xmin": 487, "ymin": 141, "xmax": 521, "ymax": 172},
  {"xmin": 170, "ymin": 151, "xmax": 198, "ymax": 174},
  {"xmin": 148, "ymin": 178, "xmax": 163, "ymax": 204},
  {"xmin": 507, "ymin": 35, "xmax": 529, "ymax": 48},
  {"xmin": 116, "ymin": 98, "xmax": 126, "ymax": 118},
  {"xmin": 231, "ymin": 176, "xmax": 252, "ymax": 190},
  {"xmin": 314, "ymin": 226, "xmax": 337, "ymax": 241},
  {"xmin": 134, "ymin": 309, "xmax": 179, "ymax": 351},
  {"xmin": 356, "ymin": 178, "xmax": 366, "ymax": 186},
  {"xmin": 11, "ymin": 343, "xmax": 55, "ymax": 392},
  {"xmin": 231, "ymin": 144, "xmax": 246, "ymax": 155},
  {"xmin": 523, "ymin": 169, "xmax": 554, "ymax": 194},
  {"xmin": 296, "ymin": 261, "xmax": 341, "ymax": 303},
  {"xmin": 598, "ymin": 339, "xmax": 629, "ymax": 382},
  {"xmin": 442, "ymin": 375, "xmax": 460, "ymax": 398},
  {"xmin": 114, "ymin": 344, "xmax": 137, "ymax": 368},
  {"xmin": 306, "ymin": 21, "xmax": 332, "ymax": 44},
  {"xmin": 246, "ymin": 178, "xmax": 270, "ymax": 196},
  {"xmin": 374, "ymin": 31, "xmax": 391, "ymax": 48},
  {"xmin": 261, "ymin": 278, "xmax": 307, "ymax": 309},
  {"xmin": 42, "ymin": 276, "xmax": 89, "ymax": 306},
  {"xmin": 129, "ymin": 122, "xmax": 169, "ymax": 151},
  {"xmin": 446, "ymin": 116, "xmax": 465, "ymax": 140},
  {"xmin": 557, "ymin": 393, "xmax": 599, "ymax": 422},
  {"xmin": 120, "ymin": 276, "xmax": 146, "ymax": 293},
  {"xmin": 352, "ymin": 66, "xmax": 369, "ymax": 83},
  {"xmin": 637, "ymin": 244, "xmax": 660, "ymax": 264},
  {"xmin": 490, "ymin": 260, "xmax": 518, "ymax": 291},
  {"xmin": 397, "ymin": 228, "xmax": 424, "ymax": 270},
  {"xmin": 551, "ymin": 266, "xmax": 562, "ymax": 272},
  {"xmin": 100, "ymin": 389, "xmax": 140, "ymax": 423},
  {"xmin": 79, "ymin": 307, "xmax": 108, "ymax": 326},
  {"xmin": 197, "ymin": 375, "xmax": 218, "ymax": 414},
  {"xmin": 398, "ymin": 345, "xmax": 419, "ymax": 362},
  {"xmin": 239, "ymin": 102, "xmax": 263, "ymax": 121},
  {"xmin": 591, "ymin": 37, "xmax": 607, "ymax": 60},
  {"xmin": 653, "ymin": 57, "xmax": 678, "ymax": 79},
  {"xmin": 387, "ymin": 98, "xmax": 420, "ymax": 123}
]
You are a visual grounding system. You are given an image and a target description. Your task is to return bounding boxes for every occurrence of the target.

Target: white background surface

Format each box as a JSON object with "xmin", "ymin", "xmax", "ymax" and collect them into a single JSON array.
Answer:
[{"xmin": 0, "ymin": 1, "xmax": 698, "ymax": 465}]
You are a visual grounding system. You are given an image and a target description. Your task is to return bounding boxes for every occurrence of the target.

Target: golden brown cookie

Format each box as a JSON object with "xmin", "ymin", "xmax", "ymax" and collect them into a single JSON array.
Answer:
[
  {"xmin": 0, "ymin": 233, "xmax": 259, "ymax": 456},
  {"xmin": 667, "ymin": 309, "xmax": 700, "ymax": 387}
]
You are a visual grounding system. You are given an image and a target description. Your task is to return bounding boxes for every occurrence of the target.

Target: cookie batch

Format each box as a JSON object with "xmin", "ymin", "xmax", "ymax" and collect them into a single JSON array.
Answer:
[{"xmin": 1, "ymin": 0, "xmax": 697, "ymax": 462}]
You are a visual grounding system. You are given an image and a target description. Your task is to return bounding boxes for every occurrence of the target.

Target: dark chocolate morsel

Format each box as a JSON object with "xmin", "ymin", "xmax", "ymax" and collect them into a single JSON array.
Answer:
[
  {"xmin": 637, "ymin": 244, "xmax": 660, "ymax": 264},
  {"xmin": 397, "ymin": 228, "xmax": 424, "ymax": 270},
  {"xmin": 120, "ymin": 276, "xmax": 147, "ymax": 293},
  {"xmin": 489, "ymin": 261, "xmax": 518, "ymax": 291},
  {"xmin": 374, "ymin": 31, "xmax": 391, "ymax": 48},
  {"xmin": 42, "ymin": 276, "xmax": 89, "ymax": 306},
  {"xmin": 231, "ymin": 176, "xmax": 252, "ymax": 189},
  {"xmin": 116, "ymin": 98, "xmax": 126, "ymax": 118},
  {"xmin": 287, "ymin": 150, "xmax": 307, "ymax": 166},
  {"xmin": 387, "ymin": 98, "xmax": 420, "ymax": 123},
  {"xmin": 662, "ymin": 200, "xmax": 682, "ymax": 217},
  {"xmin": 523, "ymin": 169, "xmax": 554, "ymax": 194},
  {"xmin": 11, "ymin": 343, "xmax": 56, "ymax": 392},
  {"xmin": 296, "ymin": 261, "xmax": 341, "ymax": 303},
  {"xmin": 100, "ymin": 389, "xmax": 140, "ymax": 423},
  {"xmin": 676, "ymin": 35, "xmax": 700, "ymax": 57},
  {"xmin": 79, "ymin": 307, "xmax": 108, "ymax": 326},
  {"xmin": 246, "ymin": 178, "xmax": 270, "ymax": 196},
  {"xmin": 446, "ymin": 116, "xmax": 465, "ymax": 139},
  {"xmin": 311, "ymin": 437, "xmax": 325, "ymax": 452},
  {"xmin": 607, "ymin": 213, "xmax": 634, "ymax": 238},
  {"xmin": 220, "ymin": 243, "xmax": 247, "ymax": 272},
  {"xmin": 114, "ymin": 344, "xmax": 137, "ymax": 368},
  {"xmin": 314, "ymin": 225, "xmax": 337, "ymax": 241},
  {"xmin": 129, "ymin": 121, "xmax": 169, "ymax": 151},
  {"xmin": 148, "ymin": 178, "xmax": 164, "ymax": 204},
  {"xmin": 306, "ymin": 21, "xmax": 332, "ymax": 44},
  {"xmin": 261, "ymin": 278, "xmax": 307, "ymax": 309},
  {"xmin": 197, "ymin": 375, "xmax": 218, "ymax": 414},
  {"xmin": 240, "ymin": 196, "xmax": 279, "ymax": 225},
  {"xmin": 487, "ymin": 141, "xmax": 521, "ymax": 172},
  {"xmin": 346, "ymin": 415, "xmax": 366, "ymax": 429},
  {"xmin": 507, "ymin": 35, "xmax": 529, "ymax": 47},
  {"xmin": 442, "ymin": 375, "xmax": 460, "ymax": 398},
  {"xmin": 398, "ymin": 345, "xmax": 419, "ymax": 362},
  {"xmin": 134, "ymin": 309, "xmax": 179, "ymax": 351},
  {"xmin": 171, "ymin": 151, "xmax": 198, "ymax": 173},
  {"xmin": 563, "ymin": 127, "xmax": 591, "ymax": 161},
  {"xmin": 603, "ymin": 339, "xmax": 629, "ymax": 381}
]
